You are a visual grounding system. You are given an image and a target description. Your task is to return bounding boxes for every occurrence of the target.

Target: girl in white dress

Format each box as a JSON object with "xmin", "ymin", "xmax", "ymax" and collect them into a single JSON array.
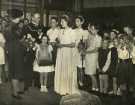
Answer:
[
  {"xmin": 73, "ymin": 16, "xmax": 89, "ymax": 87},
  {"xmin": 55, "ymin": 15, "xmax": 79, "ymax": 95},
  {"xmin": 33, "ymin": 35, "xmax": 54, "ymax": 92},
  {"xmin": 85, "ymin": 23, "xmax": 102, "ymax": 91},
  {"xmin": 0, "ymin": 26, "xmax": 6, "ymax": 84}
]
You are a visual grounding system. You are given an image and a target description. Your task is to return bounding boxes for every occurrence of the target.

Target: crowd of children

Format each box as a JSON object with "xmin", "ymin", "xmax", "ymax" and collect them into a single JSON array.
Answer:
[{"xmin": 0, "ymin": 10, "xmax": 135, "ymax": 104}]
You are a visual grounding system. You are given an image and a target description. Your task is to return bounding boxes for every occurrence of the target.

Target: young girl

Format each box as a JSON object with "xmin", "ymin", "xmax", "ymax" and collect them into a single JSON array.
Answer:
[
  {"xmin": 0, "ymin": 24, "xmax": 6, "ymax": 84},
  {"xmin": 85, "ymin": 23, "xmax": 102, "ymax": 91},
  {"xmin": 33, "ymin": 35, "xmax": 54, "ymax": 92},
  {"xmin": 108, "ymin": 31, "xmax": 119, "ymax": 95},
  {"xmin": 98, "ymin": 39, "xmax": 111, "ymax": 93},
  {"xmin": 74, "ymin": 16, "xmax": 88, "ymax": 87}
]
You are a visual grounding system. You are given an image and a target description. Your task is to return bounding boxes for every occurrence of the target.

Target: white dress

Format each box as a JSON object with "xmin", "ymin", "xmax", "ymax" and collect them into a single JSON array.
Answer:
[
  {"xmin": 33, "ymin": 45, "xmax": 54, "ymax": 73},
  {"xmin": 47, "ymin": 28, "xmax": 60, "ymax": 43},
  {"xmin": 0, "ymin": 33, "xmax": 5, "ymax": 65},
  {"xmin": 54, "ymin": 28, "xmax": 79, "ymax": 95},
  {"xmin": 85, "ymin": 34, "xmax": 102, "ymax": 75},
  {"xmin": 131, "ymin": 45, "xmax": 135, "ymax": 64},
  {"xmin": 73, "ymin": 28, "xmax": 89, "ymax": 68}
]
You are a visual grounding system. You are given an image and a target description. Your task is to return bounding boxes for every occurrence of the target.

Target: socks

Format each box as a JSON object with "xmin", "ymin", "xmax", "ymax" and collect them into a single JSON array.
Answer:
[{"xmin": 40, "ymin": 85, "xmax": 48, "ymax": 92}]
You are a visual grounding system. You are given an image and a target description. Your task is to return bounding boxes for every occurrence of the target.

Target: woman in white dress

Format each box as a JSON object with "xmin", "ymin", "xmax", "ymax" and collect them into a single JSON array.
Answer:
[
  {"xmin": 73, "ymin": 16, "xmax": 89, "ymax": 87},
  {"xmin": 0, "ymin": 25, "xmax": 6, "ymax": 84},
  {"xmin": 54, "ymin": 15, "xmax": 79, "ymax": 95},
  {"xmin": 85, "ymin": 23, "xmax": 102, "ymax": 91}
]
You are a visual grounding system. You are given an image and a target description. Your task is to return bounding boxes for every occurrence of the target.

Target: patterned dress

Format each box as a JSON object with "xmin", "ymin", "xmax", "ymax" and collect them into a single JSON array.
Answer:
[{"xmin": 54, "ymin": 28, "xmax": 79, "ymax": 95}]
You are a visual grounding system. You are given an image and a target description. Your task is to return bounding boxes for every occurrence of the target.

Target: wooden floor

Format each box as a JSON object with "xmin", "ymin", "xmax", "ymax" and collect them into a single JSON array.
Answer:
[
  {"xmin": 0, "ymin": 82, "xmax": 135, "ymax": 105},
  {"xmin": 0, "ymin": 83, "xmax": 61, "ymax": 105}
]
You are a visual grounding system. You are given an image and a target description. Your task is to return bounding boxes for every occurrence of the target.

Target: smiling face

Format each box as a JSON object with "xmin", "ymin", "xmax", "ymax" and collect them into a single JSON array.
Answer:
[
  {"xmin": 61, "ymin": 19, "xmax": 68, "ymax": 28},
  {"xmin": 113, "ymin": 39, "xmax": 118, "ymax": 47},
  {"xmin": 75, "ymin": 18, "xmax": 83, "ymax": 28},
  {"xmin": 41, "ymin": 36, "xmax": 48, "ymax": 45},
  {"xmin": 110, "ymin": 31, "xmax": 117, "ymax": 40},
  {"xmin": 88, "ymin": 25, "xmax": 98, "ymax": 35},
  {"xmin": 50, "ymin": 19, "xmax": 58, "ymax": 28},
  {"xmin": 102, "ymin": 40, "xmax": 109, "ymax": 49}
]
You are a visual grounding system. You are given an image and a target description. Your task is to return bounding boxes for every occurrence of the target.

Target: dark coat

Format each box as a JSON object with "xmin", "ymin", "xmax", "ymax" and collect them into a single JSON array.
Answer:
[{"xmin": 4, "ymin": 22, "xmax": 25, "ymax": 79}]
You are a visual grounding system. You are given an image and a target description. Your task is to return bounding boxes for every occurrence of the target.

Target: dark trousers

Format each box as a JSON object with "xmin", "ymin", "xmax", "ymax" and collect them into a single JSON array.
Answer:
[{"xmin": 77, "ymin": 67, "xmax": 85, "ymax": 87}]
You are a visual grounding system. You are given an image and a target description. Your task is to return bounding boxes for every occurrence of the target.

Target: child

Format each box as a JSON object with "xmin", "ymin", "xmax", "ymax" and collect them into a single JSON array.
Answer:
[
  {"xmin": 33, "ymin": 35, "xmax": 54, "ymax": 92},
  {"xmin": 117, "ymin": 34, "xmax": 133, "ymax": 104},
  {"xmin": 0, "ymin": 26, "xmax": 6, "ymax": 84},
  {"xmin": 108, "ymin": 38, "xmax": 119, "ymax": 95},
  {"xmin": 98, "ymin": 39, "xmax": 111, "ymax": 93},
  {"xmin": 85, "ymin": 23, "xmax": 102, "ymax": 91},
  {"xmin": 74, "ymin": 16, "xmax": 88, "ymax": 87}
]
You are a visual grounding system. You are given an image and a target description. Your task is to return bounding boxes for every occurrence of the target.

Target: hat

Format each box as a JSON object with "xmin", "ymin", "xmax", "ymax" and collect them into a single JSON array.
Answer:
[{"xmin": 7, "ymin": 9, "xmax": 23, "ymax": 19}]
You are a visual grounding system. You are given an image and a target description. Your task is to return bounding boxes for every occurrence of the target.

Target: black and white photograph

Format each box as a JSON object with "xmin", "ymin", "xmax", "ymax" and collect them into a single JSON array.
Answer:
[{"xmin": 0, "ymin": 0, "xmax": 135, "ymax": 105}]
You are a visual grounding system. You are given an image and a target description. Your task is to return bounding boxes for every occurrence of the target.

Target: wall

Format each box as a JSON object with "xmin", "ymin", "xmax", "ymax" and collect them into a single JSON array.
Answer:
[{"xmin": 83, "ymin": 0, "xmax": 135, "ymax": 8}]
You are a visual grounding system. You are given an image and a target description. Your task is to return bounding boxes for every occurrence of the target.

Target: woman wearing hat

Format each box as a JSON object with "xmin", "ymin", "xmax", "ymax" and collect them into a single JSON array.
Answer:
[{"xmin": 4, "ymin": 9, "xmax": 25, "ymax": 99}]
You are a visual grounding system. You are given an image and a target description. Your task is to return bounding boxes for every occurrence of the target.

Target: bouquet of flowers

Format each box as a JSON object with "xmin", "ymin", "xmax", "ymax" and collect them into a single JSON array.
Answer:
[
  {"xmin": 78, "ymin": 36, "xmax": 87, "ymax": 53},
  {"xmin": 21, "ymin": 33, "xmax": 36, "ymax": 51}
]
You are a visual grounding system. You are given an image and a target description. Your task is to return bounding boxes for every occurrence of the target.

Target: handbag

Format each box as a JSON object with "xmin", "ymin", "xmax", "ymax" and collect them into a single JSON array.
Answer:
[{"xmin": 37, "ymin": 46, "xmax": 53, "ymax": 66}]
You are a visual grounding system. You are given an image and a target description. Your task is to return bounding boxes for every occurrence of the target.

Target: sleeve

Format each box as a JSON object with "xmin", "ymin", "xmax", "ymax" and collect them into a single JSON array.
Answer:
[
  {"xmin": 131, "ymin": 47, "xmax": 135, "ymax": 58},
  {"xmin": 71, "ymin": 29, "xmax": 76, "ymax": 43},
  {"xmin": 47, "ymin": 29, "xmax": 50, "ymax": 36},
  {"xmin": 83, "ymin": 30, "xmax": 89, "ymax": 40},
  {"xmin": 0, "ymin": 33, "xmax": 6, "ymax": 43},
  {"xmin": 57, "ymin": 29, "xmax": 61, "ymax": 42},
  {"xmin": 48, "ymin": 45, "xmax": 53, "ymax": 53},
  {"xmin": 96, "ymin": 36, "xmax": 102, "ymax": 48},
  {"xmin": 35, "ymin": 45, "xmax": 40, "ymax": 60},
  {"xmin": 102, "ymin": 51, "xmax": 111, "ymax": 72}
]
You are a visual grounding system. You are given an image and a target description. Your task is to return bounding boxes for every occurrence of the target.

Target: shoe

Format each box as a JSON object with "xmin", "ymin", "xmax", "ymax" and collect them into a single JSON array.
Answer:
[
  {"xmin": 108, "ymin": 91, "xmax": 114, "ymax": 95},
  {"xmin": 95, "ymin": 88, "xmax": 99, "ymax": 91},
  {"xmin": 43, "ymin": 86, "xmax": 48, "ymax": 92},
  {"xmin": 40, "ymin": 86, "xmax": 44, "ymax": 92},
  {"xmin": 92, "ymin": 88, "xmax": 96, "ymax": 91},
  {"xmin": 117, "ymin": 88, "xmax": 122, "ymax": 96},
  {"xmin": 79, "ymin": 81, "xmax": 83, "ymax": 87},
  {"xmin": 18, "ymin": 91, "xmax": 25, "ymax": 95},
  {"xmin": 12, "ymin": 94, "xmax": 22, "ymax": 100}
]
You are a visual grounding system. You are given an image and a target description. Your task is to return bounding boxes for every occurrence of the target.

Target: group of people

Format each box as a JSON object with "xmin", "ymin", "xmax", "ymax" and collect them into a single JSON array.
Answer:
[{"xmin": 0, "ymin": 9, "xmax": 135, "ymax": 104}]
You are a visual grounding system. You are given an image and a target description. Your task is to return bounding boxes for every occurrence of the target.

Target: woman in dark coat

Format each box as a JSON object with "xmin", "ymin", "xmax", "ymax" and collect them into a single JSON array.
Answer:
[{"xmin": 4, "ymin": 9, "xmax": 24, "ymax": 99}]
